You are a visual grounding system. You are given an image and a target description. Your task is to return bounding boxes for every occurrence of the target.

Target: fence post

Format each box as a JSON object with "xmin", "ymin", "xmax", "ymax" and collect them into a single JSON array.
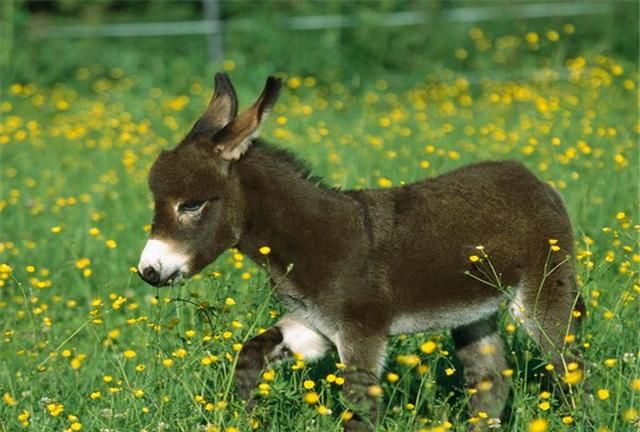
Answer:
[{"xmin": 203, "ymin": 0, "xmax": 224, "ymax": 62}]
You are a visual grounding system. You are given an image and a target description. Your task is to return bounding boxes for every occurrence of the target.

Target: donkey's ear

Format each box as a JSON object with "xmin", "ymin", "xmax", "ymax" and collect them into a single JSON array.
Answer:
[
  {"xmin": 213, "ymin": 76, "xmax": 282, "ymax": 161},
  {"xmin": 192, "ymin": 73, "xmax": 238, "ymax": 134}
]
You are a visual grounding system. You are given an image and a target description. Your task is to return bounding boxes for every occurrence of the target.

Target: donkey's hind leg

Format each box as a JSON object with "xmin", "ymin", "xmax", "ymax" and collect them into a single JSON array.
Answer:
[
  {"xmin": 511, "ymin": 263, "xmax": 582, "ymax": 375},
  {"xmin": 453, "ymin": 312, "xmax": 510, "ymax": 428}
]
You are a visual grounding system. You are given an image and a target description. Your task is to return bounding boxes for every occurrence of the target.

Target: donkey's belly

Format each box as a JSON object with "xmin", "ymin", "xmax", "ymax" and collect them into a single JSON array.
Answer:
[{"xmin": 389, "ymin": 295, "xmax": 501, "ymax": 335}]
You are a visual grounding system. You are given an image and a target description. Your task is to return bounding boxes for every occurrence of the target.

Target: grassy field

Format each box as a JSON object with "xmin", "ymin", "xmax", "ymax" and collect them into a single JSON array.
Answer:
[{"xmin": 1, "ymin": 23, "xmax": 639, "ymax": 432}]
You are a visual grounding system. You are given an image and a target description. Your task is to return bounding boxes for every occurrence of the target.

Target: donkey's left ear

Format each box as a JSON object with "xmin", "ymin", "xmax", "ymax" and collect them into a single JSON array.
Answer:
[{"xmin": 213, "ymin": 76, "xmax": 282, "ymax": 161}]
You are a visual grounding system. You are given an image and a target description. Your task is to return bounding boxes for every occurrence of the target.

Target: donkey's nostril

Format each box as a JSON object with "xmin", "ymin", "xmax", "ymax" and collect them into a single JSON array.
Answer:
[{"xmin": 140, "ymin": 266, "xmax": 161, "ymax": 285}]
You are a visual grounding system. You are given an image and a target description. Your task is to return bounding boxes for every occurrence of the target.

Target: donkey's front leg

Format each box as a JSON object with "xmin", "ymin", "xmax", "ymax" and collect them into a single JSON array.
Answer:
[
  {"xmin": 236, "ymin": 314, "xmax": 331, "ymax": 409},
  {"xmin": 337, "ymin": 327, "xmax": 388, "ymax": 432}
]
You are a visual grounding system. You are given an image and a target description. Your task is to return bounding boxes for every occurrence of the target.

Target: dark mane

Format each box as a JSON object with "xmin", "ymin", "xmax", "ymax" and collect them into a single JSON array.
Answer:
[{"xmin": 250, "ymin": 139, "xmax": 337, "ymax": 191}]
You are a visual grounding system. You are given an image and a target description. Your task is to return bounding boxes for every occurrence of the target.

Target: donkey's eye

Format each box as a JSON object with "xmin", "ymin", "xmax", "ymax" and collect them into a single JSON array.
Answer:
[{"xmin": 179, "ymin": 201, "xmax": 206, "ymax": 212}]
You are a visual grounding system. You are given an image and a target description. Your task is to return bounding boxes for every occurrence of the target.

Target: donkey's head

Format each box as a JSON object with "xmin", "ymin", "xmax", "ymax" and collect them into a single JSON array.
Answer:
[{"xmin": 137, "ymin": 73, "xmax": 282, "ymax": 286}]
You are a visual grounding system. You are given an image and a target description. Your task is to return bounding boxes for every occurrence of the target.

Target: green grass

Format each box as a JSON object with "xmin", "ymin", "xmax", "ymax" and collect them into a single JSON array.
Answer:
[{"xmin": 0, "ymin": 33, "xmax": 639, "ymax": 432}]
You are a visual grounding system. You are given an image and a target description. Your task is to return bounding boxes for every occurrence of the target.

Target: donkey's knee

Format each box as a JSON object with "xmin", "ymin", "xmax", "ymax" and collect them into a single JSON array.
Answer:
[
  {"xmin": 453, "ymin": 313, "xmax": 510, "ymax": 424},
  {"xmin": 511, "ymin": 271, "xmax": 583, "ymax": 373}
]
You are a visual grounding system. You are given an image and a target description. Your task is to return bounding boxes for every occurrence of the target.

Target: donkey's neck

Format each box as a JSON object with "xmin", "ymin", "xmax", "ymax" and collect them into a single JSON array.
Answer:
[{"xmin": 235, "ymin": 142, "xmax": 365, "ymax": 296}]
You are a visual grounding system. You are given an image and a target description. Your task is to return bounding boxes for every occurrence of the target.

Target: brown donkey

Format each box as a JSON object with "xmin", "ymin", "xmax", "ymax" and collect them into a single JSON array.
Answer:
[{"xmin": 137, "ymin": 73, "xmax": 583, "ymax": 431}]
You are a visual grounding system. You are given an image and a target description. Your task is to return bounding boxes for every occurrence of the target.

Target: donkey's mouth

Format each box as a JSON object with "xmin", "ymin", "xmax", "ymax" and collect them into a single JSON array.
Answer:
[
  {"xmin": 137, "ymin": 267, "xmax": 185, "ymax": 287},
  {"xmin": 165, "ymin": 269, "xmax": 185, "ymax": 286}
]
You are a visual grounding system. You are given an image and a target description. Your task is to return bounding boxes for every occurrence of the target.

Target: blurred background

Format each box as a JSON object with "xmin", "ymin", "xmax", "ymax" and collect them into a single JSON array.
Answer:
[{"xmin": 2, "ymin": 0, "xmax": 638, "ymax": 90}]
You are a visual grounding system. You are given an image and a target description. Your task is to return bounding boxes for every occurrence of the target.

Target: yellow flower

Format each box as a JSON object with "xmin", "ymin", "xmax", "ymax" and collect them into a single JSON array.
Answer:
[
  {"xmin": 386, "ymin": 372, "xmax": 400, "ymax": 383},
  {"xmin": 303, "ymin": 391, "xmax": 319, "ymax": 405},
  {"xmin": 528, "ymin": 418, "xmax": 548, "ymax": 432},
  {"xmin": 75, "ymin": 258, "xmax": 91, "ymax": 269},
  {"xmin": 46, "ymin": 402, "xmax": 64, "ymax": 417},
  {"xmin": 525, "ymin": 32, "xmax": 540, "ymax": 44},
  {"xmin": 18, "ymin": 410, "xmax": 30, "ymax": 426},
  {"xmin": 105, "ymin": 239, "xmax": 117, "ymax": 249},
  {"xmin": 563, "ymin": 368, "xmax": 583, "ymax": 386},
  {"xmin": 367, "ymin": 385, "xmax": 383, "ymax": 397},
  {"xmin": 468, "ymin": 255, "xmax": 480, "ymax": 263},
  {"xmin": 420, "ymin": 340, "xmax": 437, "ymax": 354},
  {"xmin": 287, "ymin": 76, "xmax": 302, "ymax": 89},
  {"xmin": 112, "ymin": 296, "xmax": 127, "ymax": 310},
  {"xmin": 631, "ymin": 378, "xmax": 640, "ymax": 391},
  {"xmin": 340, "ymin": 410, "xmax": 354, "ymax": 422},
  {"xmin": 172, "ymin": 348, "xmax": 188, "ymax": 358},
  {"xmin": 326, "ymin": 373, "xmax": 336, "ymax": 383},
  {"xmin": 377, "ymin": 177, "xmax": 392, "ymax": 188},
  {"xmin": 262, "ymin": 369, "xmax": 275, "ymax": 381},
  {"xmin": 123, "ymin": 349, "xmax": 137, "ymax": 359},
  {"xmin": 562, "ymin": 416, "xmax": 574, "ymax": 425},
  {"xmin": 201, "ymin": 355, "xmax": 218, "ymax": 366},
  {"xmin": 259, "ymin": 246, "xmax": 271, "ymax": 255},
  {"xmin": 303, "ymin": 380, "xmax": 315, "ymax": 390},
  {"xmin": 538, "ymin": 401, "xmax": 550, "ymax": 411},
  {"xmin": 597, "ymin": 388, "xmax": 610, "ymax": 400},
  {"xmin": 3, "ymin": 392, "xmax": 17, "ymax": 406},
  {"xmin": 624, "ymin": 408, "xmax": 639, "ymax": 422},
  {"xmin": 70, "ymin": 354, "xmax": 86, "ymax": 370},
  {"xmin": 317, "ymin": 404, "xmax": 332, "ymax": 415}
]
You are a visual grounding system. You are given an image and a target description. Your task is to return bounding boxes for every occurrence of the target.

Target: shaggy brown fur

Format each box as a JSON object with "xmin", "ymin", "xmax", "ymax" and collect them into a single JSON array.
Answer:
[{"xmin": 138, "ymin": 74, "xmax": 583, "ymax": 431}]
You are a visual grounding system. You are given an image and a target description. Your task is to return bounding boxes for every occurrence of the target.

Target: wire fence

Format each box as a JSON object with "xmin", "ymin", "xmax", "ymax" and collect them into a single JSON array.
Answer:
[{"xmin": 33, "ymin": 1, "xmax": 615, "ymax": 62}]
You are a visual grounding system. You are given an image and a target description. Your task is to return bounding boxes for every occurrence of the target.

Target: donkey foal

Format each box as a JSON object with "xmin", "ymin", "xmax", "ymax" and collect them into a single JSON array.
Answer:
[{"xmin": 137, "ymin": 73, "xmax": 583, "ymax": 431}]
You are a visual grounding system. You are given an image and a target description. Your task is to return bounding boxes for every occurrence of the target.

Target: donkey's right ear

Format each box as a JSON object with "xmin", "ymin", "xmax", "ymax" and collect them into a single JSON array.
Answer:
[
  {"xmin": 191, "ymin": 73, "xmax": 238, "ymax": 134},
  {"xmin": 213, "ymin": 76, "xmax": 282, "ymax": 161}
]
